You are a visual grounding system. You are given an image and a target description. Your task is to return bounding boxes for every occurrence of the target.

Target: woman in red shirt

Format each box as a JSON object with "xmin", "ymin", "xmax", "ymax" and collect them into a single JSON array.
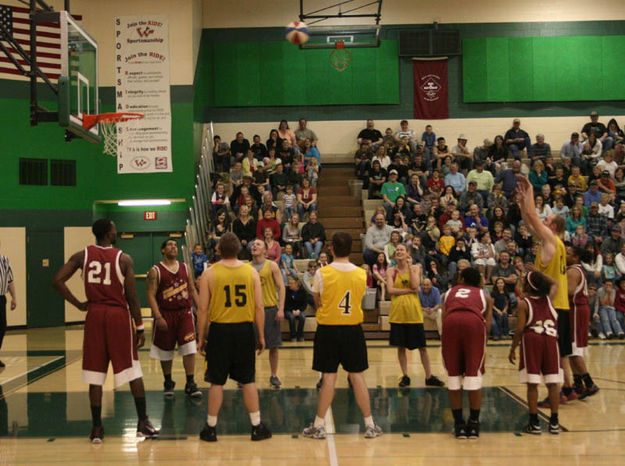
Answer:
[
  {"xmin": 297, "ymin": 178, "xmax": 318, "ymax": 219},
  {"xmin": 427, "ymin": 169, "xmax": 445, "ymax": 197}
]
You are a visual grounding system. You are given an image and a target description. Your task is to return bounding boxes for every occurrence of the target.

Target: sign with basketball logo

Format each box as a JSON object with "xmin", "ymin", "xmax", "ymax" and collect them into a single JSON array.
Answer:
[
  {"xmin": 413, "ymin": 59, "xmax": 448, "ymax": 119},
  {"xmin": 115, "ymin": 15, "xmax": 172, "ymax": 174}
]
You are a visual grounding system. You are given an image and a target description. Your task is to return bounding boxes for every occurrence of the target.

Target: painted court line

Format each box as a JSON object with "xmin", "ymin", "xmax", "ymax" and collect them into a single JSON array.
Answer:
[{"xmin": 325, "ymin": 407, "xmax": 339, "ymax": 466}]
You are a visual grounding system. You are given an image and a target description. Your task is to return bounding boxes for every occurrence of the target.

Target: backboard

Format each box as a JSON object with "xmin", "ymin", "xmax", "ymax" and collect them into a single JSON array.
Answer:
[{"xmin": 57, "ymin": 10, "xmax": 99, "ymax": 143}]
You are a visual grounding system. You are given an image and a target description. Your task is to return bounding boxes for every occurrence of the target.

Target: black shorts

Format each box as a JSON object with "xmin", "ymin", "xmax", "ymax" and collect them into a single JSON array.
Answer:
[
  {"xmin": 204, "ymin": 322, "xmax": 255, "ymax": 385},
  {"xmin": 389, "ymin": 323, "xmax": 426, "ymax": 350},
  {"xmin": 313, "ymin": 324, "xmax": 368, "ymax": 373},
  {"xmin": 556, "ymin": 309, "xmax": 572, "ymax": 357}
]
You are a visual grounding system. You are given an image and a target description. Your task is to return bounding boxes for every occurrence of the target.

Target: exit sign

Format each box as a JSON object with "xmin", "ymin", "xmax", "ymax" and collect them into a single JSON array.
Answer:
[{"xmin": 144, "ymin": 211, "xmax": 157, "ymax": 220}]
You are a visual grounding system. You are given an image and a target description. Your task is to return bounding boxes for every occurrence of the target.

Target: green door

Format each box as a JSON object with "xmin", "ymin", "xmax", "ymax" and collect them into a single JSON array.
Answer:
[{"xmin": 27, "ymin": 231, "xmax": 65, "ymax": 327}]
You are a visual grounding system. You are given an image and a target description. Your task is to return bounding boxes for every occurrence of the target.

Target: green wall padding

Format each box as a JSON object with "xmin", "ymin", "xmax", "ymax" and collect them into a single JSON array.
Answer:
[
  {"xmin": 209, "ymin": 40, "xmax": 399, "ymax": 106},
  {"xmin": 463, "ymin": 36, "xmax": 625, "ymax": 102}
]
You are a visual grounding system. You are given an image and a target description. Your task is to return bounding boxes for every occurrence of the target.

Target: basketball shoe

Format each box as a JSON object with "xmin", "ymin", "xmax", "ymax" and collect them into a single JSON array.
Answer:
[
  {"xmin": 199, "ymin": 423, "xmax": 217, "ymax": 442},
  {"xmin": 185, "ymin": 381, "xmax": 202, "ymax": 398},
  {"xmin": 163, "ymin": 380, "xmax": 175, "ymax": 398},
  {"xmin": 251, "ymin": 421, "xmax": 272, "ymax": 441},
  {"xmin": 89, "ymin": 425, "xmax": 104, "ymax": 444},
  {"xmin": 454, "ymin": 422, "xmax": 467, "ymax": 439},
  {"xmin": 137, "ymin": 417, "xmax": 159, "ymax": 438},
  {"xmin": 466, "ymin": 420, "xmax": 480, "ymax": 439},
  {"xmin": 364, "ymin": 424, "xmax": 383, "ymax": 439},
  {"xmin": 523, "ymin": 423, "xmax": 541, "ymax": 435},
  {"xmin": 302, "ymin": 423, "xmax": 326, "ymax": 439}
]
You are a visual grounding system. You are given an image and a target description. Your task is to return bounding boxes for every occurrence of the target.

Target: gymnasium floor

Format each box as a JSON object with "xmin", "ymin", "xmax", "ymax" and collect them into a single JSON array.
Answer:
[{"xmin": 0, "ymin": 325, "xmax": 624, "ymax": 465}]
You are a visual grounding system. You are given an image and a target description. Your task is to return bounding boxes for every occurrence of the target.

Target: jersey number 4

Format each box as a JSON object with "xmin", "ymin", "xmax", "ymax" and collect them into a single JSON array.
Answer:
[
  {"xmin": 87, "ymin": 261, "xmax": 111, "ymax": 285},
  {"xmin": 338, "ymin": 291, "xmax": 352, "ymax": 315},
  {"xmin": 224, "ymin": 284, "xmax": 246, "ymax": 307}
]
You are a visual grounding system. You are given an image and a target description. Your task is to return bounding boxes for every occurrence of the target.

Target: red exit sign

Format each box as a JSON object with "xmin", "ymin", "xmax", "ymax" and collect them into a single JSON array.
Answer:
[{"xmin": 144, "ymin": 211, "xmax": 157, "ymax": 220}]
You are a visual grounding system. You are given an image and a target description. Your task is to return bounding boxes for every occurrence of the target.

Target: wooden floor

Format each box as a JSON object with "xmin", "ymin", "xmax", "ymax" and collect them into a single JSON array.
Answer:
[{"xmin": 0, "ymin": 325, "xmax": 624, "ymax": 465}]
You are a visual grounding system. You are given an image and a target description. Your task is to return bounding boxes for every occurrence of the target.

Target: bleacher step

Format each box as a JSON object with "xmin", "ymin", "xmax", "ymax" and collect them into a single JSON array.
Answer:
[{"xmin": 319, "ymin": 206, "xmax": 363, "ymax": 217}]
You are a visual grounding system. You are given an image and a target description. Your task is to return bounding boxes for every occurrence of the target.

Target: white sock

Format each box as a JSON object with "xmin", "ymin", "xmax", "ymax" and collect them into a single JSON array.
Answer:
[
  {"xmin": 364, "ymin": 415, "xmax": 375, "ymax": 428},
  {"xmin": 207, "ymin": 415, "xmax": 217, "ymax": 427},
  {"xmin": 313, "ymin": 415, "xmax": 325, "ymax": 428},
  {"xmin": 249, "ymin": 411, "xmax": 261, "ymax": 426}
]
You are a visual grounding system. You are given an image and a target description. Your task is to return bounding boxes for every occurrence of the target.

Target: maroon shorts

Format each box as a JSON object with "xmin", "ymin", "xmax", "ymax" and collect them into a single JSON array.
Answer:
[
  {"xmin": 441, "ymin": 311, "xmax": 486, "ymax": 390},
  {"xmin": 519, "ymin": 332, "xmax": 563, "ymax": 384},
  {"xmin": 82, "ymin": 304, "xmax": 142, "ymax": 387},
  {"xmin": 570, "ymin": 304, "xmax": 590, "ymax": 357},
  {"xmin": 150, "ymin": 308, "xmax": 197, "ymax": 361}
]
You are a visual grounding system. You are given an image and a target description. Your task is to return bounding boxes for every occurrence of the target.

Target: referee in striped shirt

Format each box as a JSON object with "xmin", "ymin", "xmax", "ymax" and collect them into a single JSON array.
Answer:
[{"xmin": 0, "ymin": 253, "xmax": 17, "ymax": 368}]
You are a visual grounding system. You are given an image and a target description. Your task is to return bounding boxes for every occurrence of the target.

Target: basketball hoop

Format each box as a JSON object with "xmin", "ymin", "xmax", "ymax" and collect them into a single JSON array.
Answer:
[
  {"xmin": 329, "ymin": 41, "xmax": 351, "ymax": 72},
  {"xmin": 82, "ymin": 112, "xmax": 145, "ymax": 157}
]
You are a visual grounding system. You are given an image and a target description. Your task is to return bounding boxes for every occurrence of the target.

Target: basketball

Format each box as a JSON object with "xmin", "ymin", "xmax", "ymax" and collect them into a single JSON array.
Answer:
[{"xmin": 285, "ymin": 21, "xmax": 309, "ymax": 45}]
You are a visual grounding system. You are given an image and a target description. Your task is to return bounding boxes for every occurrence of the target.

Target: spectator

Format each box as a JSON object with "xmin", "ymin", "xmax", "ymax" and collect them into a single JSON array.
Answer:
[
  {"xmin": 405, "ymin": 174, "xmax": 424, "ymax": 205},
  {"xmin": 266, "ymin": 129, "xmax": 283, "ymax": 152},
  {"xmin": 528, "ymin": 134, "xmax": 551, "ymax": 165},
  {"xmin": 355, "ymin": 142, "xmax": 372, "ymax": 178},
  {"xmin": 381, "ymin": 170, "xmax": 407, "ymax": 214},
  {"xmin": 295, "ymin": 118, "xmax": 318, "ymax": 147},
  {"xmin": 584, "ymin": 181, "xmax": 602, "ymax": 207},
  {"xmin": 242, "ymin": 149, "xmax": 258, "ymax": 178},
  {"xmin": 372, "ymin": 252, "xmax": 388, "ymax": 300},
  {"xmin": 596, "ymin": 281, "xmax": 624, "ymax": 338},
  {"xmin": 297, "ymin": 178, "xmax": 317, "ymax": 220},
  {"xmin": 444, "ymin": 162, "xmax": 466, "ymax": 194},
  {"xmin": 607, "ymin": 118, "xmax": 624, "ymax": 156},
  {"xmin": 388, "ymin": 154, "xmax": 410, "ymax": 185},
  {"xmin": 303, "ymin": 138, "xmax": 321, "ymax": 170},
  {"xmin": 278, "ymin": 140, "xmax": 296, "ymax": 172},
  {"xmin": 598, "ymin": 151, "xmax": 618, "ymax": 178},
  {"xmin": 282, "ymin": 185, "xmax": 297, "ymax": 220},
  {"xmin": 472, "ymin": 232, "xmax": 496, "ymax": 283},
  {"xmin": 581, "ymin": 111, "xmax": 612, "ymax": 153},
  {"xmin": 270, "ymin": 163, "xmax": 288, "ymax": 199},
  {"xmin": 251, "ymin": 134, "xmax": 268, "ymax": 161},
  {"xmin": 488, "ymin": 135, "xmax": 509, "ymax": 162},
  {"xmin": 191, "ymin": 244, "xmax": 208, "ymax": 278},
  {"xmin": 282, "ymin": 213, "xmax": 303, "ymax": 258},
  {"xmin": 209, "ymin": 210, "xmax": 231, "ymax": 251},
  {"xmin": 252, "ymin": 162, "xmax": 269, "ymax": 191},
  {"xmin": 284, "ymin": 276, "xmax": 308, "ymax": 342},
  {"xmin": 504, "ymin": 118, "xmax": 531, "ymax": 158},
  {"xmin": 357, "ymin": 119, "xmax": 383, "ymax": 147},
  {"xmin": 371, "ymin": 145, "xmax": 391, "ymax": 170},
  {"xmin": 211, "ymin": 182, "xmax": 230, "ymax": 217},
  {"xmin": 301, "ymin": 212, "xmax": 325, "ymax": 259},
  {"xmin": 458, "ymin": 182, "xmax": 485, "ymax": 214},
  {"xmin": 582, "ymin": 133, "xmax": 602, "ymax": 169},
  {"xmin": 395, "ymin": 120, "xmax": 418, "ymax": 153},
  {"xmin": 433, "ymin": 137, "xmax": 449, "ymax": 170},
  {"xmin": 572, "ymin": 224, "xmax": 590, "ymax": 249},
  {"xmin": 552, "ymin": 197, "xmax": 569, "ymax": 218},
  {"xmin": 598, "ymin": 193, "xmax": 614, "ymax": 219},
  {"xmin": 426, "ymin": 258, "xmax": 449, "ymax": 293},
  {"xmin": 600, "ymin": 225, "xmax": 624, "ymax": 257},
  {"xmin": 535, "ymin": 195, "xmax": 552, "ymax": 222},
  {"xmin": 256, "ymin": 208, "xmax": 281, "ymax": 240},
  {"xmin": 364, "ymin": 213, "xmax": 393, "ymax": 265},
  {"xmin": 583, "ymin": 243, "xmax": 603, "ymax": 288},
  {"xmin": 301, "ymin": 260, "xmax": 318, "ymax": 306},
  {"xmin": 258, "ymin": 191, "xmax": 282, "ymax": 224},
  {"xmin": 426, "ymin": 169, "xmax": 445, "ymax": 198},
  {"xmin": 549, "ymin": 166, "xmax": 568, "ymax": 191},
  {"xmin": 615, "ymin": 244, "xmax": 625, "ymax": 277},
  {"xmin": 494, "ymin": 228, "xmax": 513, "ymax": 256},
  {"xmin": 495, "ymin": 160, "xmax": 523, "ymax": 197},
  {"xmin": 560, "ymin": 132, "xmax": 584, "ymax": 166},
  {"xmin": 598, "ymin": 171, "xmax": 616, "ymax": 203},
  {"xmin": 447, "ymin": 238, "xmax": 472, "ymax": 278},
  {"xmin": 568, "ymin": 166, "xmax": 587, "ymax": 192},
  {"xmin": 230, "ymin": 132, "xmax": 250, "ymax": 163},
  {"xmin": 421, "ymin": 124, "xmax": 436, "ymax": 163},
  {"xmin": 451, "ymin": 134, "xmax": 472, "ymax": 172},
  {"xmin": 232, "ymin": 205, "xmax": 257, "ymax": 258},
  {"xmin": 213, "ymin": 135, "xmax": 231, "ymax": 172},
  {"xmin": 473, "ymin": 138, "xmax": 492, "ymax": 165},
  {"xmin": 277, "ymin": 120, "xmax": 296, "ymax": 147},
  {"xmin": 229, "ymin": 161, "xmax": 244, "ymax": 191},
  {"xmin": 602, "ymin": 252, "xmax": 619, "ymax": 283},
  {"xmin": 419, "ymin": 278, "xmax": 442, "ymax": 336},
  {"xmin": 466, "ymin": 160, "xmax": 494, "ymax": 201},
  {"xmin": 486, "ymin": 183, "xmax": 508, "ymax": 212},
  {"xmin": 491, "ymin": 251, "xmax": 518, "ymax": 306},
  {"xmin": 529, "ymin": 160, "xmax": 548, "ymax": 191},
  {"xmin": 280, "ymin": 243, "xmax": 298, "ymax": 284},
  {"xmin": 440, "ymin": 186, "xmax": 458, "ymax": 208},
  {"xmin": 263, "ymin": 226, "xmax": 281, "ymax": 262},
  {"xmin": 491, "ymin": 278, "xmax": 510, "ymax": 340}
]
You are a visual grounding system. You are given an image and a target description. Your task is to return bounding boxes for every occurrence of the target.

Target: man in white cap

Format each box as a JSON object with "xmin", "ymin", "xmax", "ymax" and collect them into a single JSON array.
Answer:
[{"xmin": 452, "ymin": 134, "xmax": 472, "ymax": 173}]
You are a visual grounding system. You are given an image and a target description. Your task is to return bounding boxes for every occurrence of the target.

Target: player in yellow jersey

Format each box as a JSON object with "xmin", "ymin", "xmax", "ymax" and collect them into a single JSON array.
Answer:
[
  {"xmin": 250, "ymin": 239, "xmax": 285, "ymax": 389},
  {"xmin": 302, "ymin": 232, "xmax": 383, "ymax": 439},
  {"xmin": 197, "ymin": 232, "xmax": 271, "ymax": 442},
  {"xmin": 386, "ymin": 244, "xmax": 444, "ymax": 388},
  {"xmin": 517, "ymin": 175, "xmax": 576, "ymax": 404}
]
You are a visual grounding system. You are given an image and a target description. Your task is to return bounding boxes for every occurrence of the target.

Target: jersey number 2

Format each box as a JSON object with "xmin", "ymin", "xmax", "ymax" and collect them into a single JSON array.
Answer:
[
  {"xmin": 338, "ymin": 291, "xmax": 352, "ymax": 315},
  {"xmin": 87, "ymin": 261, "xmax": 111, "ymax": 285}
]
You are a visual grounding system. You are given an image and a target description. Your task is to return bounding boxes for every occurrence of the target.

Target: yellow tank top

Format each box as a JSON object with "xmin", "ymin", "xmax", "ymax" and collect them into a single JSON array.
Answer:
[
  {"xmin": 536, "ymin": 236, "xmax": 569, "ymax": 310},
  {"xmin": 209, "ymin": 262, "xmax": 256, "ymax": 323},
  {"xmin": 389, "ymin": 269, "xmax": 423, "ymax": 324},
  {"xmin": 256, "ymin": 260, "xmax": 278, "ymax": 307},
  {"xmin": 316, "ymin": 265, "xmax": 366, "ymax": 325}
]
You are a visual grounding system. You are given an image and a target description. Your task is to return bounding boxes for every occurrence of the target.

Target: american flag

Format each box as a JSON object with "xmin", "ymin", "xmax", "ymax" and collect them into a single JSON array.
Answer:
[{"xmin": 0, "ymin": 4, "xmax": 80, "ymax": 82}]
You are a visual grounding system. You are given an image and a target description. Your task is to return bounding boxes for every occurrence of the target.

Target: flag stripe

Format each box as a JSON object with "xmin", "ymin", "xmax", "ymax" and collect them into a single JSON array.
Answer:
[
  {"xmin": 0, "ymin": 67, "xmax": 60, "ymax": 79},
  {"xmin": 5, "ymin": 46, "xmax": 60, "ymax": 59},
  {"xmin": 0, "ymin": 56, "xmax": 60, "ymax": 69},
  {"xmin": 12, "ymin": 27, "xmax": 60, "ymax": 39}
]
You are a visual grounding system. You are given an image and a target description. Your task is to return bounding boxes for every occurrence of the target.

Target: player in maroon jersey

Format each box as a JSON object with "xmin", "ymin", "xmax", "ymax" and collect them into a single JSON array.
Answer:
[
  {"xmin": 566, "ymin": 245, "xmax": 599, "ymax": 399},
  {"xmin": 441, "ymin": 267, "xmax": 492, "ymax": 439},
  {"xmin": 53, "ymin": 219, "xmax": 159, "ymax": 443},
  {"xmin": 147, "ymin": 238, "xmax": 201, "ymax": 398},
  {"xmin": 509, "ymin": 271, "xmax": 562, "ymax": 435}
]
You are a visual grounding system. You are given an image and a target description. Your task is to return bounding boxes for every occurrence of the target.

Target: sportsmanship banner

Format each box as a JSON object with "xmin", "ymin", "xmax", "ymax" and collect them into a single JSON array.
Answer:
[
  {"xmin": 413, "ymin": 59, "xmax": 448, "ymax": 120},
  {"xmin": 115, "ymin": 15, "xmax": 172, "ymax": 173}
]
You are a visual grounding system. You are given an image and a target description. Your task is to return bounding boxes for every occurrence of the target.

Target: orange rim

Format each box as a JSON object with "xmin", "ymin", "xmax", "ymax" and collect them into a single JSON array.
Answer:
[{"xmin": 83, "ymin": 112, "xmax": 144, "ymax": 130}]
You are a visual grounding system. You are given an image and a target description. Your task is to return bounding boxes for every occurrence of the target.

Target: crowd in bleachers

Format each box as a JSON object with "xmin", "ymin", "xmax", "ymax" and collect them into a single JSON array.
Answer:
[{"xmin": 357, "ymin": 114, "xmax": 625, "ymax": 339}]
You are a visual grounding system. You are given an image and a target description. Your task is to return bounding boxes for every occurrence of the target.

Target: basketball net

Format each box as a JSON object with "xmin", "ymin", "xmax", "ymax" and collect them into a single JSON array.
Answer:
[
  {"xmin": 82, "ymin": 112, "xmax": 145, "ymax": 157},
  {"xmin": 329, "ymin": 41, "xmax": 351, "ymax": 72}
]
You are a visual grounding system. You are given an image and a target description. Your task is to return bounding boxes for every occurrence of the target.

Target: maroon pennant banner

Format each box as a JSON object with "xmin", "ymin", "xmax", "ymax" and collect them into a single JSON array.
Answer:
[{"xmin": 413, "ymin": 59, "xmax": 449, "ymax": 119}]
